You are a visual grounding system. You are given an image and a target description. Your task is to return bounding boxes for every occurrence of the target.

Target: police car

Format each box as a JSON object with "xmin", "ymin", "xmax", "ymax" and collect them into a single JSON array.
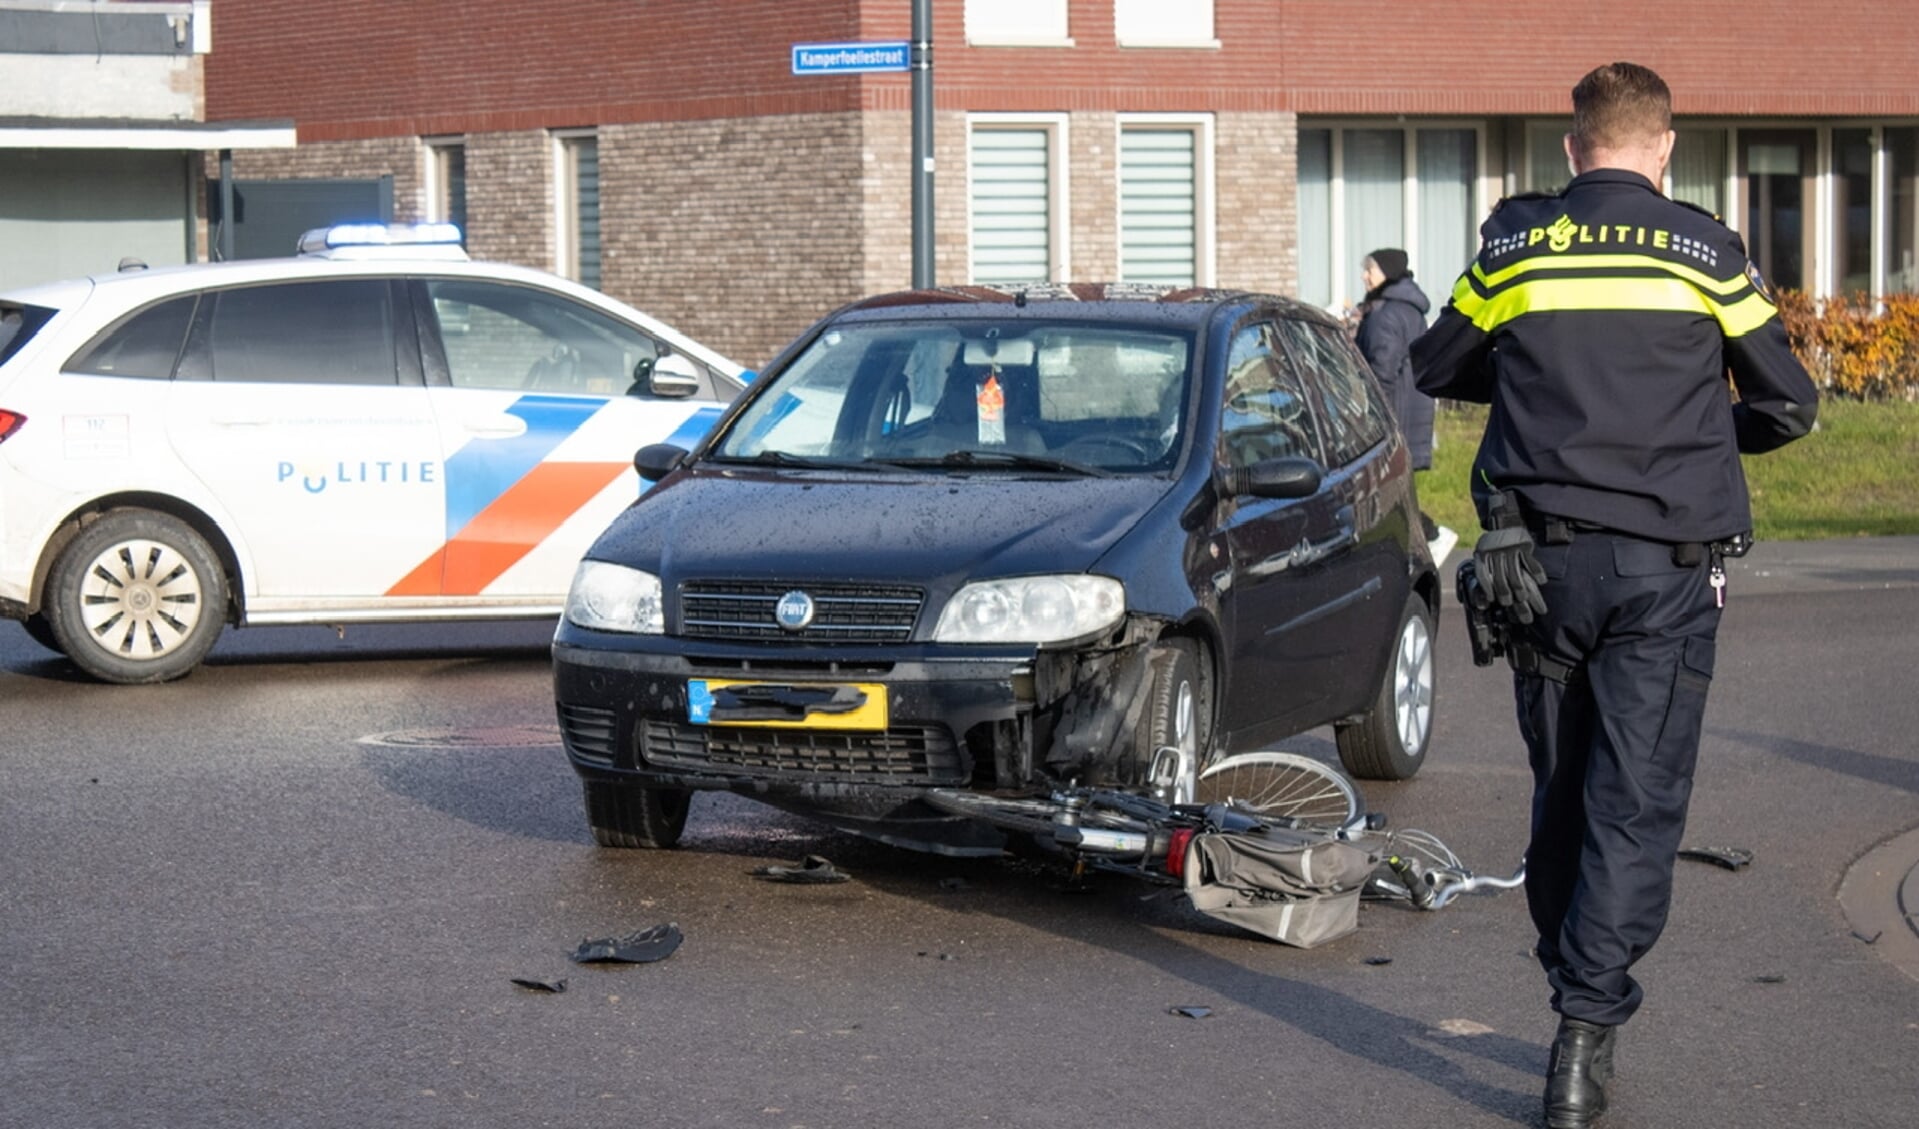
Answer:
[{"xmin": 0, "ymin": 224, "xmax": 747, "ymax": 683}]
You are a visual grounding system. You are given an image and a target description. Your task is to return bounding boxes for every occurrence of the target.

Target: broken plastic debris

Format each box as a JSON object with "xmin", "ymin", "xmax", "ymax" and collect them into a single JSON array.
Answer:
[
  {"xmin": 938, "ymin": 876, "xmax": 971, "ymax": 892},
  {"xmin": 751, "ymin": 855, "xmax": 850, "ymax": 884},
  {"xmin": 569, "ymin": 922, "xmax": 683, "ymax": 965},
  {"xmin": 1852, "ymin": 929, "xmax": 1883, "ymax": 945},
  {"xmin": 1751, "ymin": 974, "xmax": 1787, "ymax": 984},
  {"xmin": 1436, "ymin": 1018, "xmax": 1497, "ymax": 1037},
  {"xmin": 1169, "ymin": 1005, "xmax": 1213, "ymax": 1020},
  {"xmin": 511, "ymin": 977, "xmax": 567, "ymax": 993},
  {"xmin": 1364, "ymin": 956, "xmax": 1394, "ymax": 966},
  {"xmin": 1678, "ymin": 846, "xmax": 1754, "ymax": 870}
]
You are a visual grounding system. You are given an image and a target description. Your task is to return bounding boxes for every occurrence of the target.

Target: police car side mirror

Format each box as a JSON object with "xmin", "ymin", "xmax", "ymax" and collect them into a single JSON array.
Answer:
[
  {"xmin": 635, "ymin": 443, "xmax": 689, "ymax": 480},
  {"xmin": 647, "ymin": 353, "xmax": 702, "ymax": 399},
  {"xmin": 1222, "ymin": 456, "xmax": 1324, "ymax": 500}
]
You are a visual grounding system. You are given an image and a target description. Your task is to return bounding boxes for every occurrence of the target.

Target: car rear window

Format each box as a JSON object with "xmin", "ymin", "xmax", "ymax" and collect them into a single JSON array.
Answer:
[
  {"xmin": 0, "ymin": 302, "xmax": 58, "ymax": 368},
  {"xmin": 63, "ymin": 295, "xmax": 198, "ymax": 379}
]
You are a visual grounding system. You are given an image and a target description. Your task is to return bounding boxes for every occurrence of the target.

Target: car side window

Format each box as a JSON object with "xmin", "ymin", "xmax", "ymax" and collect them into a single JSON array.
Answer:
[
  {"xmin": 1272, "ymin": 319, "xmax": 1389, "ymax": 467},
  {"xmin": 63, "ymin": 295, "xmax": 199, "ymax": 379},
  {"xmin": 425, "ymin": 279, "xmax": 689, "ymax": 399},
  {"xmin": 186, "ymin": 281, "xmax": 398, "ymax": 385},
  {"xmin": 1219, "ymin": 320, "xmax": 1324, "ymax": 470}
]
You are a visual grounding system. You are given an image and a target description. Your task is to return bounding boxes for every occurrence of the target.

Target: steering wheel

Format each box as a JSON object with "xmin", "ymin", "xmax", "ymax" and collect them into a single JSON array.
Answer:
[{"xmin": 1056, "ymin": 433, "xmax": 1160, "ymax": 464}]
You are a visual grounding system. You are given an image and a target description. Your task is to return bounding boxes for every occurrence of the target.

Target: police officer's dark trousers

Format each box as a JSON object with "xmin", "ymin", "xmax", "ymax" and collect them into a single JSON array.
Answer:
[{"xmin": 1513, "ymin": 527, "xmax": 1720, "ymax": 1027}]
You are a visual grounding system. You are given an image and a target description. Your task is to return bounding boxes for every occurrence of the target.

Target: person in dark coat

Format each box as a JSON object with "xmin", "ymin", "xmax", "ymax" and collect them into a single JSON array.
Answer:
[{"xmin": 1356, "ymin": 249, "xmax": 1447, "ymax": 548}]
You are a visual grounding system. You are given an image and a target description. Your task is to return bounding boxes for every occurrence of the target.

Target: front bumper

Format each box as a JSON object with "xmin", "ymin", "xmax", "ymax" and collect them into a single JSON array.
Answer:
[{"xmin": 552, "ymin": 635, "xmax": 1036, "ymax": 808}]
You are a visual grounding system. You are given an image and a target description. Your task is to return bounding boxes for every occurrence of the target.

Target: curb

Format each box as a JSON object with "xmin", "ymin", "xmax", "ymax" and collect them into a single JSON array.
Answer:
[{"xmin": 1837, "ymin": 826, "xmax": 1919, "ymax": 984}]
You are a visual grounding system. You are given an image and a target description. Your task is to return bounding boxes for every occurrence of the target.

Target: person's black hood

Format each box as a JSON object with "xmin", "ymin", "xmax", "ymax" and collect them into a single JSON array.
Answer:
[
  {"xmin": 1368, "ymin": 274, "xmax": 1431, "ymax": 315},
  {"xmin": 589, "ymin": 467, "xmax": 1172, "ymax": 591}
]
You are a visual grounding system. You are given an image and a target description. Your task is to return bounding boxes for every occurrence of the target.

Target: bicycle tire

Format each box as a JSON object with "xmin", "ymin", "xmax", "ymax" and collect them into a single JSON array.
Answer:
[
  {"xmin": 923, "ymin": 789, "xmax": 1153, "ymax": 840},
  {"xmin": 1193, "ymin": 751, "xmax": 1363, "ymax": 828}
]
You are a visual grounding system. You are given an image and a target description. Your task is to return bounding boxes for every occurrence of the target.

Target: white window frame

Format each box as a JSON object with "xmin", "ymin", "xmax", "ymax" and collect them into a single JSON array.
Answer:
[
  {"xmin": 422, "ymin": 135, "xmax": 465, "ymax": 227},
  {"xmin": 552, "ymin": 128, "xmax": 598, "ymax": 285},
  {"xmin": 964, "ymin": 0, "xmax": 1072, "ymax": 47},
  {"xmin": 1114, "ymin": 0, "xmax": 1220, "ymax": 49},
  {"xmin": 966, "ymin": 113, "xmax": 1071, "ymax": 285},
  {"xmin": 1303, "ymin": 120, "xmax": 1493, "ymax": 308},
  {"xmin": 1115, "ymin": 113, "xmax": 1216, "ymax": 286}
]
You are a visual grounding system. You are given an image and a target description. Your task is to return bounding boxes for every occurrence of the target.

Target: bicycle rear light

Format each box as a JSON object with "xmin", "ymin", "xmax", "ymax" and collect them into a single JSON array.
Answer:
[{"xmin": 1164, "ymin": 827, "xmax": 1196, "ymax": 878}]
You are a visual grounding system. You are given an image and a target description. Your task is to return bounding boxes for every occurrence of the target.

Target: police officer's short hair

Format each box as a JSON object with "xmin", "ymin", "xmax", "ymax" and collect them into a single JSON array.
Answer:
[{"xmin": 1570, "ymin": 62, "xmax": 1672, "ymax": 157}]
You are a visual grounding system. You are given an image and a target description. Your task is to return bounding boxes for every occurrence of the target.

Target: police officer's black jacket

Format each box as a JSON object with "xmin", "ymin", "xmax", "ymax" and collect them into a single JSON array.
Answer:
[{"xmin": 1411, "ymin": 168, "xmax": 1819, "ymax": 543}]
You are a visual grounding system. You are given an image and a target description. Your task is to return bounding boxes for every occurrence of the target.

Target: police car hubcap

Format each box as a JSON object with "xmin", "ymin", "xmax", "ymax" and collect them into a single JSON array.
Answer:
[{"xmin": 78, "ymin": 538, "xmax": 205, "ymax": 660}]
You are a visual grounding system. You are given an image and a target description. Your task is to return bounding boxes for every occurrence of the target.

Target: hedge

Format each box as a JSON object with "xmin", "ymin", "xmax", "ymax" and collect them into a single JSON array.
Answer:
[{"xmin": 1772, "ymin": 290, "xmax": 1919, "ymax": 402}]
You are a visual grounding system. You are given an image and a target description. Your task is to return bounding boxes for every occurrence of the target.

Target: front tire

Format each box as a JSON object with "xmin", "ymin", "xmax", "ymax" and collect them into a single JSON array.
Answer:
[
  {"xmin": 1336, "ymin": 592, "xmax": 1435, "ymax": 780},
  {"xmin": 583, "ymin": 779, "xmax": 692, "ymax": 849},
  {"xmin": 1133, "ymin": 637, "xmax": 1207, "ymax": 803},
  {"xmin": 44, "ymin": 510, "xmax": 228, "ymax": 685}
]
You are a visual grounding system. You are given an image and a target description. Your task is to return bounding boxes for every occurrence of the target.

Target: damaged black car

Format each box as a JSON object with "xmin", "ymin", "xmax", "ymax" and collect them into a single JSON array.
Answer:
[{"xmin": 551, "ymin": 284, "xmax": 1441, "ymax": 854}]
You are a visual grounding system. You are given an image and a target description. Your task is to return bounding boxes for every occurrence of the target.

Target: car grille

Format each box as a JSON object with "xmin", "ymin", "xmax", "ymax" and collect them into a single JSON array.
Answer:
[
  {"xmin": 678, "ymin": 581, "xmax": 924, "ymax": 643},
  {"xmin": 557, "ymin": 703, "xmax": 619, "ymax": 764},
  {"xmin": 639, "ymin": 719, "xmax": 963, "ymax": 782}
]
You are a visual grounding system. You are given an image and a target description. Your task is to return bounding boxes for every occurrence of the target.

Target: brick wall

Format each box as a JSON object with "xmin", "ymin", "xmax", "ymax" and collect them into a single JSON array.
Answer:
[
  {"xmin": 1215, "ymin": 112, "xmax": 1297, "ymax": 295},
  {"xmin": 464, "ymin": 132, "xmax": 555, "ymax": 272}
]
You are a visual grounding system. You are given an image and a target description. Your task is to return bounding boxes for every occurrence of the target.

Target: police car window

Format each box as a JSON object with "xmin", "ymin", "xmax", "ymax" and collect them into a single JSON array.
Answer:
[
  {"xmin": 425, "ymin": 280, "xmax": 673, "ymax": 398},
  {"xmin": 200, "ymin": 281, "xmax": 397, "ymax": 385},
  {"xmin": 1219, "ymin": 321, "xmax": 1324, "ymax": 470},
  {"xmin": 64, "ymin": 295, "xmax": 197, "ymax": 379},
  {"xmin": 1272, "ymin": 318, "xmax": 1388, "ymax": 466}
]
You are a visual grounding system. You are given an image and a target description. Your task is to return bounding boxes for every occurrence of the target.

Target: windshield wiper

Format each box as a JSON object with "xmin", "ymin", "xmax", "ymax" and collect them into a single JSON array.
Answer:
[
  {"xmin": 887, "ymin": 450, "xmax": 1115, "ymax": 477},
  {"xmin": 718, "ymin": 450, "xmax": 898, "ymax": 472}
]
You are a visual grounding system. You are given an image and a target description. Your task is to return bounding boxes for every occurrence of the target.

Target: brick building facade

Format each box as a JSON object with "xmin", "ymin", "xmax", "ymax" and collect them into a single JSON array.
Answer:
[{"xmin": 205, "ymin": 0, "xmax": 1919, "ymax": 366}]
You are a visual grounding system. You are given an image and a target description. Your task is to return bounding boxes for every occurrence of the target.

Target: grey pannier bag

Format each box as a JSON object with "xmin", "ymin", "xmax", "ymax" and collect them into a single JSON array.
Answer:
[{"xmin": 1182, "ymin": 825, "xmax": 1382, "ymax": 948}]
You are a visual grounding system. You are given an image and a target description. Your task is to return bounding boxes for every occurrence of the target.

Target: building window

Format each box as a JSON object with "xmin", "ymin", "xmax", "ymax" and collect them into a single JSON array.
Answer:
[
  {"xmin": 1526, "ymin": 120, "xmax": 1573, "ymax": 195},
  {"xmin": 1114, "ymin": 0, "xmax": 1217, "ymax": 48},
  {"xmin": 1741, "ymin": 129, "xmax": 1816, "ymax": 294},
  {"xmin": 1297, "ymin": 124, "xmax": 1482, "ymax": 311},
  {"xmin": 1670, "ymin": 128, "xmax": 1728, "ymax": 219},
  {"xmin": 965, "ymin": 0, "xmax": 1070, "ymax": 47},
  {"xmin": 968, "ymin": 117, "xmax": 1067, "ymax": 285},
  {"xmin": 1118, "ymin": 116, "xmax": 1213, "ymax": 286},
  {"xmin": 424, "ymin": 137, "xmax": 466, "ymax": 238},
  {"xmin": 1890, "ymin": 127, "xmax": 1919, "ymax": 295},
  {"xmin": 555, "ymin": 131, "xmax": 601, "ymax": 290}
]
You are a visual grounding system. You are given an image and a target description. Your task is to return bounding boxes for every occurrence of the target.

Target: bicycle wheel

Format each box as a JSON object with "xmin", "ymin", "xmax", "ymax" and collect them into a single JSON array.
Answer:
[{"xmin": 1193, "ymin": 752, "xmax": 1362, "ymax": 827}]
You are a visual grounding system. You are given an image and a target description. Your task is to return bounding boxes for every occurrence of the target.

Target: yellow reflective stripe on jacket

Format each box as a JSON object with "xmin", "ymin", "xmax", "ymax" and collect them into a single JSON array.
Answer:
[{"xmin": 1452, "ymin": 253, "xmax": 1778, "ymax": 338}]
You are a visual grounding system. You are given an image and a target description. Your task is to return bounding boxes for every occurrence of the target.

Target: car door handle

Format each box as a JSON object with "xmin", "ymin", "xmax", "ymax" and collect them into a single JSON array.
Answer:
[{"xmin": 462, "ymin": 417, "xmax": 528, "ymax": 438}]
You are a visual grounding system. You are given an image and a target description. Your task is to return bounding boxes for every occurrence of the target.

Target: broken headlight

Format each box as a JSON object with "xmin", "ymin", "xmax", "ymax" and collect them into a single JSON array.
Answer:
[
  {"xmin": 932, "ymin": 575, "xmax": 1124, "ymax": 645},
  {"xmin": 565, "ymin": 561, "xmax": 665, "ymax": 634}
]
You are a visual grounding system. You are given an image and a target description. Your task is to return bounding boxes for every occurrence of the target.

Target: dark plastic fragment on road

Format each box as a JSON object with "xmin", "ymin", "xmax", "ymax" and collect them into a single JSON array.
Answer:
[
  {"xmin": 1678, "ymin": 846, "xmax": 1754, "ymax": 870},
  {"xmin": 1852, "ymin": 929, "xmax": 1883, "ymax": 945},
  {"xmin": 511, "ymin": 977, "xmax": 567, "ymax": 993},
  {"xmin": 938, "ymin": 876, "xmax": 970, "ymax": 892},
  {"xmin": 752, "ymin": 855, "xmax": 850, "ymax": 884},
  {"xmin": 1364, "ymin": 956, "xmax": 1394, "ymax": 966},
  {"xmin": 1169, "ymin": 1006, "xmax": 1213, "ymax": 1019},
  {"xmin": 570, "ymin": 922, "xmax": 684, "ymax": 964},
  {"xmin": 1751, "ymin": 974, "xmax": 1787, "ymax": 984}
]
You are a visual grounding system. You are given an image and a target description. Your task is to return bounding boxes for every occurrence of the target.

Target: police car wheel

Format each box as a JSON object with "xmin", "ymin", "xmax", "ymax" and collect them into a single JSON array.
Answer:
[
  {"xmin": 1335, "ymin": 593, "xmax": 1435, "ymax": 781},
  {"xmin": 583, "ymin": 778, "xmax": 692, "ymax": 849},
  {"xmin": 43, "ymin": 509, "xmax": 228, "ymax": 685}
]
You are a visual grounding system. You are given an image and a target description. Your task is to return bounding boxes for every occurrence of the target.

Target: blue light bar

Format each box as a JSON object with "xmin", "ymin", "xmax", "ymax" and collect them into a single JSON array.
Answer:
[{"xmin": 296, "ymin": 222, "xmax": 466, "ymax": 256}]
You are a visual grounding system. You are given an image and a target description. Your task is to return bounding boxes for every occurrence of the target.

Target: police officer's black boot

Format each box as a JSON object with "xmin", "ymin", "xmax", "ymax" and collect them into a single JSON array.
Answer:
[{"xmin": 1543, "ymin": 1017, "xmax": 1616, "ymax": 1128}]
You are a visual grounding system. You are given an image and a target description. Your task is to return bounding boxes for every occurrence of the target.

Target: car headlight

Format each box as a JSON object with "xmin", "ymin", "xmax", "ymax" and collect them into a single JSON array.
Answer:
[
  {"xmin": 932, "ymin": 575, "xmax": 1125, "ymax": 645},
  {"xmin": 565, "ymin": 561, "xmax": 665, "ymax": 634}
]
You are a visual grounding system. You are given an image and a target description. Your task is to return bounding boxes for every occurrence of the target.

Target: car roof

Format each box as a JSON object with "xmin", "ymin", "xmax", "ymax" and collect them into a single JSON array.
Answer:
[
  {"xmin": 824, "ymin": 283, "xmax": 1344, "ymax": 331},
  {"xmin": 0, "ymin": 255, "xmax": 746, "ymax": 377}
]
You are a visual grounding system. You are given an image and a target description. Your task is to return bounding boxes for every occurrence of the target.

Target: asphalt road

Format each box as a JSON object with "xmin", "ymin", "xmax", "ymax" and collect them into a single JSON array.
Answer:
[{"xmin": 3, "ymin": 539, "xmax": 1916, "ymax": 1129}]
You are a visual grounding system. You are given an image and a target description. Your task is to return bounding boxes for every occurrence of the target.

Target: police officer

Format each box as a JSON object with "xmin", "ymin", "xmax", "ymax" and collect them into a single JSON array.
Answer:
[{"xmin": 1411, "ymin": 62, "xmax": 1818, "ymax": 1128}]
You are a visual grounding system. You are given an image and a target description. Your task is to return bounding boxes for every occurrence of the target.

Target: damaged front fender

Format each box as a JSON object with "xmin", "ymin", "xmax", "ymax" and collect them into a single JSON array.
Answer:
[{"xmin": 1032, "ymin": 615, "xmax": 1173, "ymax": 786}]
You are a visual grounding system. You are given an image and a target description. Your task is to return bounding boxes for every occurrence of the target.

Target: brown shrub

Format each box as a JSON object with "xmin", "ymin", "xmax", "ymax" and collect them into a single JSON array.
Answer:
[{"xmin": 1773, "ymin": 290, "xmax": 1919, "ymax": 401}]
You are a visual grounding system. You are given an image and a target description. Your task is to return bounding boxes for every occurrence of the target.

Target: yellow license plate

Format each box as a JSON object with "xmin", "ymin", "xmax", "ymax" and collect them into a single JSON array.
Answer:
[{"xmin": 687, "ymin": 679, "xmax": 889, "ymax": 731}]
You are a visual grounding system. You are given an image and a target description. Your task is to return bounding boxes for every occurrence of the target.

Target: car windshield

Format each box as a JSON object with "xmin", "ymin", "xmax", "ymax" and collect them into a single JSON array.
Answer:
[{"xmin": 713, "ymin": 319, "xmax": 1193, "ymax": 474}]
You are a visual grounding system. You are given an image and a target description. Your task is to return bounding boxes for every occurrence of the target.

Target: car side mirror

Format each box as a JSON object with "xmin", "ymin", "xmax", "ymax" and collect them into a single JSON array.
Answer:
[
  {"xmin": 1224, "ymin": 456, "xmax": 1324, "ymax": 500},
  {"xmin": 635, "ymin": 442, "xmax": 690, "ymax": 480},
  {"xmin": 646, "ymin": 352, "xmax": 703, "ymax": 399}
]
